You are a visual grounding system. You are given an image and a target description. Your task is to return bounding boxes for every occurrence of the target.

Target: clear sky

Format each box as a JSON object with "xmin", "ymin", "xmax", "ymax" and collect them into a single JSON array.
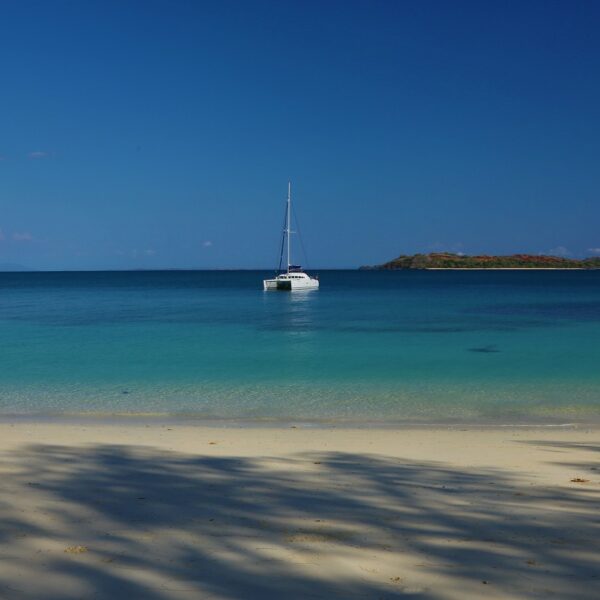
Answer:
[{"xmin": 1, "ymin": 0, "xmax": 600, "ymax": 269}]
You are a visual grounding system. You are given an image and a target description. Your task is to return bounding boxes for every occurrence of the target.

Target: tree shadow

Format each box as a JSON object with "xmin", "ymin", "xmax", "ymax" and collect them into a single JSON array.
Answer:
[
  {"xmin": 518, "ymin": 439, "xmax": 600, "ymax": 454},
  {"xmin": 0, "ymin": 442, "xmax": 598, "ymax": 599}
]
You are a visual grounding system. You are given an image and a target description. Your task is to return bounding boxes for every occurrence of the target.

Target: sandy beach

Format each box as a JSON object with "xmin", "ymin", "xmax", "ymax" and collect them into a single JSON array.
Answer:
[{"xmin": 0, "ymin": 422, "xmax": 597, "ymax": 599}]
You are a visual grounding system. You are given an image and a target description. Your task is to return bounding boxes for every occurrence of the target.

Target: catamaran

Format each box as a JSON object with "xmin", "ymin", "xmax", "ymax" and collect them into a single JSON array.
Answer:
[{"xmin": 263, "ymin": 183, "xmax": 319, "ymax": 291}]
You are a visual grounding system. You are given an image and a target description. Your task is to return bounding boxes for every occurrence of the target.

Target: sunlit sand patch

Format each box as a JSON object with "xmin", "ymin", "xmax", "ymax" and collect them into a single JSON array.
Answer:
[
  {"xmin": 64, "ymin": 545, "xmax": 88, "ymax": 554},
  {"xmin": 285, "ymin": 528, "xmax": 357, "ymax": 544}
]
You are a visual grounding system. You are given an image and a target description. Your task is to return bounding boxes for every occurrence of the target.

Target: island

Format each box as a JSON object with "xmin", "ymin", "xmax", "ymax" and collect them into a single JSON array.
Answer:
[{"xmin": 361, "ymin": 253, "xmax": 600, "ymax": 270}]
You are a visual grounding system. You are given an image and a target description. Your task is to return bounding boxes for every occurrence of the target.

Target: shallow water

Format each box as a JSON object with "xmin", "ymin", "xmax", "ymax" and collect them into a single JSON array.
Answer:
[{"xmin": 0, "ymin": 270, "xmax": 599, "ymax": 423}]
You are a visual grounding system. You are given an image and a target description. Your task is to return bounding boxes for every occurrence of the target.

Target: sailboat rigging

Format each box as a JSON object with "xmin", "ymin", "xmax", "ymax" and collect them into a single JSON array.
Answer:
[{"xmin": 263, "ymin": 183, "xmax": 319, "ymax": 291}]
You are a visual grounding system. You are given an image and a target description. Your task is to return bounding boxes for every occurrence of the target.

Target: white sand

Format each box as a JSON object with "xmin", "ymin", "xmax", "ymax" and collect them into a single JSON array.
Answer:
[{"xmin": 0, "ymin": 422, "xmax": 598, "ymax": 599}]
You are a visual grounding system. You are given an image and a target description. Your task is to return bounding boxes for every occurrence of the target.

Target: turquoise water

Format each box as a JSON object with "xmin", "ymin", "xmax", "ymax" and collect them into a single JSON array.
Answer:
[{"xmin": 0, "ymin": 270, "xmax": 599, "ymax": 423}]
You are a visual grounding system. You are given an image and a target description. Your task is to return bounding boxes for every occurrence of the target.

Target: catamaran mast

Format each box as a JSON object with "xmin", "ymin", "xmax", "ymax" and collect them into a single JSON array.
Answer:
[{"xmin": 286, "ymin": 181, "xmax": 291, "ymax": 273}]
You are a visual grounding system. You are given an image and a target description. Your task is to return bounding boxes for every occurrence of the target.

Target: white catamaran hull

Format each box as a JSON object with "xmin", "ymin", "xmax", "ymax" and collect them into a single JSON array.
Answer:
[
  {"xmin": 264, "ymin": 279, "xmax": 279, "ymax": 291},
  {"xmin": 263, "ymin": 274, "xmax": 319, "ymax": 291}
]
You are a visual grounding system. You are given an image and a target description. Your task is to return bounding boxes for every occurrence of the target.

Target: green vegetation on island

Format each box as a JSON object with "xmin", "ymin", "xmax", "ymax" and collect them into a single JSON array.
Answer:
[{"xmin": 361, "ymin": 253, "xmax": 600, "ymax": 270}]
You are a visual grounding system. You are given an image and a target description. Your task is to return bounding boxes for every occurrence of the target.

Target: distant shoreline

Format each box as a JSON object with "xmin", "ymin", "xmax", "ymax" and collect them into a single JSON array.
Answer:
[
  {"xmin": 424, "ymin": 267, "xmax": 587, "ymax": 270},
  {"xmin": 363, "ymin": 252, "xmax": 600, "ymax": 270}
]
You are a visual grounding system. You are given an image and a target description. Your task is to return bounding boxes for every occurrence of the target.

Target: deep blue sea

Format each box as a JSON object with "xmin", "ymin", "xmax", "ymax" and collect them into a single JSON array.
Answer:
[{"xmin": 1, "ymin": 270, "xmax": 599, "ymax": 423}]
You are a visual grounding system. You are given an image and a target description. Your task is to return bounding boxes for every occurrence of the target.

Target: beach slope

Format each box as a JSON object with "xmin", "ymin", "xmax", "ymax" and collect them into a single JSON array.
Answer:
[{"xmin": 0, "ymin": 423, "xmax": 598, "ymax": 599}]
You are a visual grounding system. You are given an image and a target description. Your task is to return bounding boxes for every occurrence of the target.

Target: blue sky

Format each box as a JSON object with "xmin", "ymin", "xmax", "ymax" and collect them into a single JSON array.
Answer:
[{"xmin": 1, "ymin": 0, "xmax": 600, "ymax": 269}]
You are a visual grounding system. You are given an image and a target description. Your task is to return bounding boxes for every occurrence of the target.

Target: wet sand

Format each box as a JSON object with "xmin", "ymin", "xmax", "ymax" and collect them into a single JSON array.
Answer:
[{"xmin": 0, "ymin": 422, "xmax": 598, "ymax": 599}]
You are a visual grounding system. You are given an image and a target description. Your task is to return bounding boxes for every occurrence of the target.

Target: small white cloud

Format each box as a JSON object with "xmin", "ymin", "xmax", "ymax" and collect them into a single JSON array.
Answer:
[
  {"xmin": 27, "ymin": 151, "xmax": 49, "ymax": 159},
  {"xmin": 548, "ymin": 246, "xmax": 570, "ymax": 257},
  {"xmin": 587, "ymin": 248, "xmax": 600, "ymax": 255},
  {"xmin": 130, "ymin": 248, "xmax": 156, "ymax": 258},
  {"xmin": 12, "ymin": 232, "xmax": 33, "ymax": 241},
  {"xmin": 202, "ymin": 240, "xmax": 213, "ymax": 248}
]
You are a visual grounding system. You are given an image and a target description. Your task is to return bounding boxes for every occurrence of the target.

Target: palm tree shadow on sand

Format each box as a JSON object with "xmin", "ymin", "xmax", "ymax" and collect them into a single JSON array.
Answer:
[{"xmin": 0, "ymin": 441, "xmax": 598, "ymax": 599}]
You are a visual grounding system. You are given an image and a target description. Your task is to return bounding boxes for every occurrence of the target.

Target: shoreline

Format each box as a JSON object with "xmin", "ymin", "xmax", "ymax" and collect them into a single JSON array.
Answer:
[
  {"xmin": 1, "ymin": 422, "xmax": 598, "ymax": 598},
  {"xmin": 1, "ymin": 412, "xmax": 599, "ymax": 429}
]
